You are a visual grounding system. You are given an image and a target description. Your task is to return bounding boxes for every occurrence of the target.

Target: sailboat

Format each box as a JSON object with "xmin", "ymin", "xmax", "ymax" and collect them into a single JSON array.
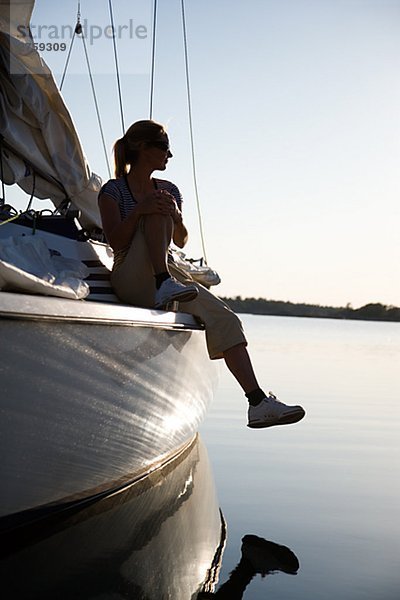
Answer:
[{"xmin": 0, "ymin": 0, "xmax": 217, "ymax": 527}]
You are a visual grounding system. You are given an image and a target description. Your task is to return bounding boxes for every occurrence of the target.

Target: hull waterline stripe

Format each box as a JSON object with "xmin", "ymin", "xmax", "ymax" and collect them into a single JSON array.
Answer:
[{"xmin": 0, "ymin": 436, "xmax": 198, "ymax": 544}]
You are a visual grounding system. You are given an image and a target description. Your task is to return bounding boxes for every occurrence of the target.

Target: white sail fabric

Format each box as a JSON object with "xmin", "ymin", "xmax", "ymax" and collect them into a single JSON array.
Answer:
[
  {"xmin": 0, "ymin": 0, "xmax": 103, "ymax": 230},
  {"xmin": 0, "ymin": 234, "xmax": 90, "ymax": 299}
]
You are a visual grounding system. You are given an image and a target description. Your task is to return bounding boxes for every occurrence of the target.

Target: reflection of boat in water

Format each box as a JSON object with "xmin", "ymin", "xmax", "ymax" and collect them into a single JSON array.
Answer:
[
  {"xmin": 0, "ymin": 435, "xmax": 225, "ymax": 600},
  {"xmin": 0, "ymin": 0, "xmax": 217, "ymax": 524}
]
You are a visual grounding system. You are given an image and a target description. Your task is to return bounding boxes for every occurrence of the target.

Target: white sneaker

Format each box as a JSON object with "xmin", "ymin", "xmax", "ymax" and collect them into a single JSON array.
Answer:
[
  {"xmin": 155, "ymin": 276, "xmax": 198, "ymax": 308},
  {"xmin": 247, "ymin": 393, "xmax": 305, "ymax": 429}
]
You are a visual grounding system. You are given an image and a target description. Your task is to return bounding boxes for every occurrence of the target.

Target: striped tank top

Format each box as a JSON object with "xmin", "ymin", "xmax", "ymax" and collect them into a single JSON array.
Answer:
[{"xmin": 98, "ymin": 176, "xmax": 183, "ymax": 269}]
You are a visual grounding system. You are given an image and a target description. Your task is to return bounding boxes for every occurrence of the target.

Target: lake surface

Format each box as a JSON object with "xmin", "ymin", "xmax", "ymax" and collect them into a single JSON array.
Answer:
[
  {"xmin": 199, "ymin": 314, "xmax": 400, "ymax": 599},
  {"xmin": 2, "ymin": 315, "xmax": 399, "ymax": 598}
]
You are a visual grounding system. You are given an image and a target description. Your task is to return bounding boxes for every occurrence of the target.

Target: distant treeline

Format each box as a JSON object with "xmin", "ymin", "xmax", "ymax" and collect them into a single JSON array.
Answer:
[{"xmin": 220, "ymin": 297, "xmax": 400, "ymax": 322}]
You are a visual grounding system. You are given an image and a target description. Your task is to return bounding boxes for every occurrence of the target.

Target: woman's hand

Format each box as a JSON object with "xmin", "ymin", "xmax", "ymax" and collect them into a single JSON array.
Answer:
[
  {"xmin": 157, "ymin": 191, "xmax": 183, "ymax": 223},
  {"xmin": 136, "ymin": 189, "xmax": 187, "ymax": 247},
  {"xmin": 137, "ymin": 190, "xmax": 179, "ymax": 217}
]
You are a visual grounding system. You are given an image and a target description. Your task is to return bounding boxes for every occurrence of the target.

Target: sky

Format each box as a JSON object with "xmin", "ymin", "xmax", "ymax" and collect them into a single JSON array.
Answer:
[{"xmin": 7, "ymin": 0, "xmax": 400, "ymax": 308}]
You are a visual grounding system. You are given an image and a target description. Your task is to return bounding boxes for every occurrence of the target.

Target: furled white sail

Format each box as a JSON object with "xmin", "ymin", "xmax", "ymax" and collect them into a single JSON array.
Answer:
[{"xmin": 0, "ymin": 0, "xmax": 102, "ymax": 229}]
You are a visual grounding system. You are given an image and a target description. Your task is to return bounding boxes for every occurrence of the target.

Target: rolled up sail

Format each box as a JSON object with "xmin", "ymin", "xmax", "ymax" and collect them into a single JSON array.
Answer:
[{"xmin": 0, "ymin": 0, "xmax": 102, "ymax": 230}]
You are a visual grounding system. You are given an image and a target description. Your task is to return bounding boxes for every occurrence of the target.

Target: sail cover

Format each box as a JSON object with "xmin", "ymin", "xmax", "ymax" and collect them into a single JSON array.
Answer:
[{"xmin": 0, "ymin": 0, "xmax": 102, "ymax": 229}]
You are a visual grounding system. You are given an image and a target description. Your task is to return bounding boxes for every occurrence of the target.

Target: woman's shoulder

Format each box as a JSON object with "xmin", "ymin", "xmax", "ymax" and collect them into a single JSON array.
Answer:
[
  {"xmin": 154, "ymin": 178, "xmax": 181, "ymax": 196},
  {"xmin": 153, "ymin": 177, "xmax": 176, "ymax": 188},
  {"xmin": 155, "ymin": 179, "xmax": 183, "ymax": 208},
  {"xmin": 98, "ymin": 177, "xmax": 126, "ymax": 200}
]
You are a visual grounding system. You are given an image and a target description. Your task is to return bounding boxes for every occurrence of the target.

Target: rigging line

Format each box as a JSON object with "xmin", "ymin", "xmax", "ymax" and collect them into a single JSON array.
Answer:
[
  {"xmin": 59, "ymin": 2, "xmax": 111, "ymax": 176},
  {"xmin": 80, "ymin": 32, "xmax": 112, "ymax": 178},
  {"xmin": 60, "ymin": 1, "xmax": 80, "ymax": 91},
  {"xmin": 26, "ymin": 170, "xmax": 36, "ymax": 213},
  {"xmin": 108, "ymin": 0, "xmax": 125, "ymax": 134},
  {"xmin": 149, "ymin": 0, "xmax": 158, "ymax": 119},
  {"xmin": 0, "ymin": 213, "xmax": 22, "ymax": 226},
  {"xmin": 180, "ymin": 0, "xmax": 208, "ymax": 264},
  {"xmin": 0, "ymin": 136, "xmax": 5, "ymax": 206},
  {"xmin": 59, "ymin": 30, "xmax": 76, "ymax": 91}
]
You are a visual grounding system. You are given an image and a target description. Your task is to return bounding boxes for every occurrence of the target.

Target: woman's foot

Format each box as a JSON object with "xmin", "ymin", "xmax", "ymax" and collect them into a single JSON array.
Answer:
[
  {"xmin": 247, "ymin": 393, "xmax": 305, "ymax": 428},
  {"xmin": 154, "ymin": 276, "xmax": 198, "ymax": 308}
]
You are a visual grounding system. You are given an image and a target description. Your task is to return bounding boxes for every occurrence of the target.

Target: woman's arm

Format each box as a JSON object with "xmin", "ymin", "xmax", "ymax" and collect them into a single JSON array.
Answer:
[
  {"xmin": 98, "ymin": 193, "xmax": 142, "ymax": 251},
  {"xmin": 172, "ymin": 209, "xmax": 189, "ymax": 248}
]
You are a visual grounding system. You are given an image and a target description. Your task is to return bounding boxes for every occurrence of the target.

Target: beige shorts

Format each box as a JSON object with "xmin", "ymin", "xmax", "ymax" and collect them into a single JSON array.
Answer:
[{"xmin": 110, "ymin": 226, "xmax": 247, "ymax": 359}]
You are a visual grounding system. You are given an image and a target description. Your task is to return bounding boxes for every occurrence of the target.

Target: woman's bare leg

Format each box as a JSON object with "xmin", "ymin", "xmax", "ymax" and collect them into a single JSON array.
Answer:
[
  {"xmin": 223, "ymin": 343, "xmax": 260, "ymax": 394},
  {"xmin": 224, "ymin": 343, "xmax": 305, "ymax": 429}
]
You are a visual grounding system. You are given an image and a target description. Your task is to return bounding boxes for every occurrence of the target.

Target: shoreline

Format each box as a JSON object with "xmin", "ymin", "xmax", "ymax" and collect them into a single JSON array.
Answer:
[{"xmin": 220, "ymin": 297, "xmax": 400, "ymax": 323}]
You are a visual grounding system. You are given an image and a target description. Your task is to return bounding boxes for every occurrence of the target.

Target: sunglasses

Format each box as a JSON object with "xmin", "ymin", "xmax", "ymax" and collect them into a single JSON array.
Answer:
[{"xmin": 150, "ymin": 140, "xmax": 170, "ymax": 152}]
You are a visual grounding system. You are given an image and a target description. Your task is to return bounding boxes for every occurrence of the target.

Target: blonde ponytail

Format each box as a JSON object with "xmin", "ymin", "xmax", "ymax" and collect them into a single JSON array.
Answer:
[{"xmin": 113, "ymin": 137, "xmax": 129, "ymax": 178}]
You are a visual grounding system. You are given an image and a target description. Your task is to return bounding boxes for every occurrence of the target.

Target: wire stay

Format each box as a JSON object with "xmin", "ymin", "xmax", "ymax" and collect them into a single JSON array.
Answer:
[
  {"xmin": 108, "ymin": 0, "xmax": 125, "ymax": 134},
  {"xmin": 149, "ymin": 0, "xmax": 158, "ymax": 119},
  {"xmin": 180, "ymin": 0, "xmax": 208, "ymax": 263}
]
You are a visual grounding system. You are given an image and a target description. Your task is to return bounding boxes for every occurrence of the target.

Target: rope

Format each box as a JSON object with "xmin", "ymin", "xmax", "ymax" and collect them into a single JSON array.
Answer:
[
  {"xmin": 0, "ymin": 212, "xmax": 21, "ymax": 226},
  {"xmin": 180, "ymin": 0, "xmax": 208, "ymax": 263},
  {"xmin": 0, "ymin": 135, "xmax": 5, "ymax": 207},
  {"xmin": 25, "ymin": 169, "xmax": 36, "ymax": 212},
  {"xmin": 149, "ymin": 0, "xmax": 158, "ymax": 119},
  {"xmin": 0, "ymin": 209, "xmax": 49, "ymax": 232},
  {"xmin": 0, "ymin": 207, "xmax": 33, "ymax": 230},
  {"xmin": 108, "ymin": 0, "xmax": 125, "ymax": 134}
]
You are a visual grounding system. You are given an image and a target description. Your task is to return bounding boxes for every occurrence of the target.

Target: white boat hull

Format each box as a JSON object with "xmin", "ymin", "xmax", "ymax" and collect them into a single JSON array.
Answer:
[{"xmin": 0, "ymin": 292, "xmax": 216, "ymax": 523}]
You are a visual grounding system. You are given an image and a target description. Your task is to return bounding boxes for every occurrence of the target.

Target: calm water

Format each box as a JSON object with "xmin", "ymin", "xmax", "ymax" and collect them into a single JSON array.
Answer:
[
  {"xmin": 2, "ymin": 315, "xmax": 399, "ymax": 599},
  {"xmin": 200, "ymin": 314, "xmax": 400, "ymax": 599}
]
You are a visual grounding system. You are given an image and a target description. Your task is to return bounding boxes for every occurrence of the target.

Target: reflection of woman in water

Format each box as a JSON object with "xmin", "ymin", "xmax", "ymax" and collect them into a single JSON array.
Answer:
[
  {"xmin": 199, "ymin": 534, "xmax": 299, "ymax": 599},
  {"xmin": 98, "ymin": 120, "xmax": 305, "ymax": 430}
]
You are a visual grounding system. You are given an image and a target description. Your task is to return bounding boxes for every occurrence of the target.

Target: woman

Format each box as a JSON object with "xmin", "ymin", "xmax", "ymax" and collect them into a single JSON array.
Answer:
[{"xmin": 98, "ymin": 120, "xmax": 305, "ymax": 429}]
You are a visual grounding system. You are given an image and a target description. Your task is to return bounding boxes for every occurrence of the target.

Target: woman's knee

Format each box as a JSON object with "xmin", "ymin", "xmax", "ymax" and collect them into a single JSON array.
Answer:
[{"xmin": 143, "ymin": 213, "xmax": 174, "ymax": 230}]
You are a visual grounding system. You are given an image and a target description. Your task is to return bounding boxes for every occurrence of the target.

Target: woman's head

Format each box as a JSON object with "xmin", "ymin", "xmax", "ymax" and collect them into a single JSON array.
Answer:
[{"xmin": 113, "ymin": 120, "xmax": 170, "ymax": 177}]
